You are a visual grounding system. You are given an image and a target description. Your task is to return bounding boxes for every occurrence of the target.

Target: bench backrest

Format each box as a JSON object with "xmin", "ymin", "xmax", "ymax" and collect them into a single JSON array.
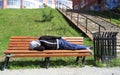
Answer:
[
  {"xmin": 4, "ymin": 36, "xmax": 92, "ymax": 58},
  {"xmin": 8, "ymin": 36, "xmax": 84, "ymax": 50}
]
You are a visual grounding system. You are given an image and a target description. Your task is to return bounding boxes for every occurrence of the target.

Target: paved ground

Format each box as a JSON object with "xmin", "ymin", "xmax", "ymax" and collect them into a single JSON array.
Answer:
[{"xmin": 0, "ymin": 66, "xmax": 120, "ymax": 75}]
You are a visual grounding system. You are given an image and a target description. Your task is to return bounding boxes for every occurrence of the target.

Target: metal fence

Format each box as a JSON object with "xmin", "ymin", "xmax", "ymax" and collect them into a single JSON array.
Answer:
[{"xmin": 93, "ymin": 32, "xmax": 118, "ymax": 62}]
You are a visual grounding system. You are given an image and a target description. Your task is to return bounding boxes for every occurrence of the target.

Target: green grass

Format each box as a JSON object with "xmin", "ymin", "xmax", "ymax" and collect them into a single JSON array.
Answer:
[
  {"xmin": 0, "ymin": 8, "xmax": 119, "ymax": 69},
  {"xmin": 0, "ymin": 8, "xmax": 94, "ymax": 69},
  {"xmin": 0, "ymin": 8, "xmax": 92, "ymax": 53}
]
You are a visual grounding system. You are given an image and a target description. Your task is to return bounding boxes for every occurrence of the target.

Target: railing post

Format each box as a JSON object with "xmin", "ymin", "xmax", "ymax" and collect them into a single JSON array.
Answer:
[
  {"xmin": 77, "ymin": 13, "xmax": 79, "ymax": 26},
  {"xmin": 66, "ymin": 8, "xmax": 67, "ymax": 15},
  {"xmin": 99, "ymin": 26, "xmax": 100, "ymax": 34},
  {"xmin": 55, "ymin": 1, "xmax": 57, "ymax": 8},
  {"xmin": 86, "ymin": 18, "xmax": 88, "ymax": 33},
  {"xmin": 56, "ymin": 1, "xmax": 58, "ymax": 8},
  {"xmin": 71, "ymin": 10, "xmax": 72, "ymax": 20},
  {"xmin": 109, "ymin": 10, "xmax": 111, "ymax": 22},
  {"xmin": 62, "ymin": 3, "xmax": 63, "ymax": 11},
  {"xmin": 60, "ymin": 3, "xmax": 61, "ymax": 10},
  {"xmin": 58, "ymin": 2, "xmax": 59, "ymax": 9}
]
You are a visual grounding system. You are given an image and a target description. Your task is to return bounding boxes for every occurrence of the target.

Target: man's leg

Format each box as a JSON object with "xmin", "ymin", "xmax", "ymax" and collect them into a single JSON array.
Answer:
[
  {"xmin": 59, "ymin": 39, "xmax": 87, "ymax": 50},
  {"xmin": 59, "ymin": 39, "xmax": 93, "ymax": 54}
]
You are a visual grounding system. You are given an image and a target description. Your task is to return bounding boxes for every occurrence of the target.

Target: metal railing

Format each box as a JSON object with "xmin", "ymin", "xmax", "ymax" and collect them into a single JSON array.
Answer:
[{"xmin": 56, "ymin": 2, "xmax": 106, "ymax": 35}]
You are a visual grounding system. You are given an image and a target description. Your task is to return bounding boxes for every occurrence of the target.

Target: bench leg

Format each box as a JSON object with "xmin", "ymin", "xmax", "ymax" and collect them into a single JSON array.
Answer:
[
  {"xmin": 45, "ymin": 57, "xmax": 50, "ymax": 69},
  {"xmin": 76, "ymin": 57, "xmax": 80, "ymax": 62},
  {"xmin": 2, "ymin": 55, "xmax": 10, "ymax": 70},
  {"xmin": 76, "ymin": 56, "xmax": 84, "ymax": 62},
  {"xmin": 82, "ymin": 56, "xmax": 85, "ymax": 65}
]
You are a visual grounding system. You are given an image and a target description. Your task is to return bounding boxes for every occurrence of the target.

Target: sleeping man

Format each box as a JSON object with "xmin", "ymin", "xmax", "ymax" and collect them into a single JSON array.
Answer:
[{"xmin": 29, "ymin": 35, "xmax": 92, "ymax": 54}]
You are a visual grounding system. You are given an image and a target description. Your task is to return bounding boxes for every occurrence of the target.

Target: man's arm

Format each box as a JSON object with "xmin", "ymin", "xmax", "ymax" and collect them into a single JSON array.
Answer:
[
  {"xmin": 39, "ymin": 36, "xmax": 61, "ymax": 40},
  {"xmin": 34, "ymin": 46, "xmax": 45, "ymax": 51}
]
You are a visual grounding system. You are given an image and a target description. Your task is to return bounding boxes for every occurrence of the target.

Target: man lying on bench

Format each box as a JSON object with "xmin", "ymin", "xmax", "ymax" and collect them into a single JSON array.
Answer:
[{"xmin": 29, "ymin": 35, "xmax": 93, "ymax": 54}]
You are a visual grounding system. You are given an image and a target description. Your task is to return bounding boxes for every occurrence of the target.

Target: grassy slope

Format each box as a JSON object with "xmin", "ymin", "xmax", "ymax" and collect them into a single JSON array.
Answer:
[
  {"xmin": 0, "ymin": 8, "xmax": 94, "ymax": 69},
  {"xmin": 0, "ymin": 8, "xmax": 119, "ymax": 69},
  {"xmin": 0, "ymin": 8, "xmax": 92, "ymax": 53}
]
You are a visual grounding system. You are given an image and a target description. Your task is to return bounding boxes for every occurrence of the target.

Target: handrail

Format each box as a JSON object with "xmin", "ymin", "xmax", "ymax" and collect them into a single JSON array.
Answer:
[
  {"xmin": 82, "ymin": 10, "xmax": 120, "ymax": 26},
  {"xmin": 56, "ymin": 1, "xmax": 106, "ymax": 34},
  {"xmin": 77, "ymin": 11, "xmax": 106, "ymax": 30}
]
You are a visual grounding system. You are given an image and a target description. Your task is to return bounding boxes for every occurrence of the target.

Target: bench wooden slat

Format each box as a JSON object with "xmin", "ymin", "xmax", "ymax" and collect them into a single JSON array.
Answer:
[
  {"xmin": 63, "ymin": 37, "xmax": 83, "ymax": 40},
  {"xmin": 10, "ymin": 36, "xmax": 83, "ymax": 40},
  {"xmin": 11, "ymin": 36, "xmax": 39, "ymax": 39},
  {"xmin": 4, "ymin": 50, "xmax": 90, "ymax": 54},
  {"xmin": 11, "ymin": 36, "xmax": 83, "ymax": 39},
  {"xmin": 9, "ymin": 42, "xmax": 29, "ymax": 47},
  {"xmin": 8, "ymin": 42, "xmax": 83, "ymax": 47},
  {"xmin": 8, "ymin": 47, "xmax": 29, "ymax": 50},
  {"xmin": 10, "ymin": 39, "xmax": 83, "ymax": 42},
  {"xmin": 11, "ymin": 53, "xmax": 90, "ymax": 58}
]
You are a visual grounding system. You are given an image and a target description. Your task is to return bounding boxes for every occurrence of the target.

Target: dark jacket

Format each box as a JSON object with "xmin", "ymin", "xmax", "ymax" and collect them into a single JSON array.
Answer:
[{"xmin": 34, "ymin": 36, "xmax": 61, "ymax": 51}]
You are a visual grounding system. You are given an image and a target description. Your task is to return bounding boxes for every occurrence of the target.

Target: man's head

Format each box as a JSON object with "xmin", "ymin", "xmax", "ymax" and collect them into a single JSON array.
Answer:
[{"xmin": 29, "ymin": 40, "xmax": 41, "ymax": 50}]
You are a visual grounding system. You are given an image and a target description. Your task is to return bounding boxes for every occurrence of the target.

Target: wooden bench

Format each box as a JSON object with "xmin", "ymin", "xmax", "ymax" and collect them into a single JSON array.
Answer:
[{"xmin": 2, "ymin": 36, "xmax": 91, "ymax": 70}]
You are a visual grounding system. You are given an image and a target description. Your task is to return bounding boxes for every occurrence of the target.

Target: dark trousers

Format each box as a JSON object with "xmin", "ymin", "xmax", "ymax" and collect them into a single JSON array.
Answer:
[{"xmin": 58, "ymin": 39, "xmax": 87, "ymax": 50}]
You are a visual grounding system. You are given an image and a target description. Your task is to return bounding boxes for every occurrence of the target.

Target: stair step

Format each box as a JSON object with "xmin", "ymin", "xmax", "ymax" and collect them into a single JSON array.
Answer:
[{"xmin": 64, "ymin": 10, "xmax": 120, "ymax": 51}]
